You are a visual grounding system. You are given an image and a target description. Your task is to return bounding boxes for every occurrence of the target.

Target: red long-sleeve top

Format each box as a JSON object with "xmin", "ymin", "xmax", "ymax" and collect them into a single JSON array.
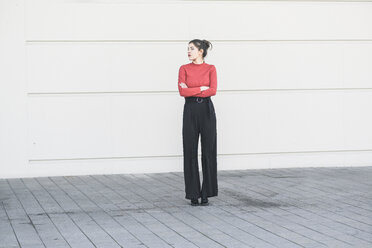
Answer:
[{"xmin": 178, "ymin": 62, "xmax": 217, "ymax": 97}]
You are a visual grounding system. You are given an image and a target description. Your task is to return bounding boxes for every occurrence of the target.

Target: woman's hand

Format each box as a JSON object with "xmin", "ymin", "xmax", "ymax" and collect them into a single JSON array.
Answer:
[{"xmin": 179, "ymin": 82, "xmax": 188, "ymax": 88}]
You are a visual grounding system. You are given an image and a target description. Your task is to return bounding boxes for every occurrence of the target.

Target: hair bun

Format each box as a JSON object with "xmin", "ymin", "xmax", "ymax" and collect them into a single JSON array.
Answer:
[{"xmin": 202, "ymin": 40, "xmax": 210, "ymax": 49}]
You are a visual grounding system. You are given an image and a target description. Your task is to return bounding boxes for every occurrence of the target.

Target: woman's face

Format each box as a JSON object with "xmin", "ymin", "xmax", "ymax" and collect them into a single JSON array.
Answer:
[{"xmin": 188, "ymin": 43, "xmax": 203, "ymax": 61}]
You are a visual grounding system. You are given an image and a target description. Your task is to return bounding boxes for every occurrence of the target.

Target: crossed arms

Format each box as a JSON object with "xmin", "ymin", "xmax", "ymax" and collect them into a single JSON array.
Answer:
[{"xmin": 177, "ymin": 65, "xmax": 217, "ymax": 97}]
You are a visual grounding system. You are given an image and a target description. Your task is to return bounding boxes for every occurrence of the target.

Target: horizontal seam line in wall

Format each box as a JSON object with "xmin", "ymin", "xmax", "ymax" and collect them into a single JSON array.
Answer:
[
  {"xmin": 25, "ymin": 39, "xmax": 372, "ymax": 43},
  {"xmin": 28, "ymin": 149, "xmax": 372, "ymax": 162},
  {"xmin": 181, "ymin": 0, "xmax": 372, "ymax": 2},
  {"xmin": 27, "ymin": 88, "xmax": 372, "ymax": 95},
  {"xmin": 20, "ymin": 0, "xmax": 372, "ymax": 6}
]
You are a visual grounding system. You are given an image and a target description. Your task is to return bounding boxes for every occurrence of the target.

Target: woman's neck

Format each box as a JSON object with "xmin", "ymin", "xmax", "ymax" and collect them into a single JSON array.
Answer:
[{"xmin": 192, "ymin": 59, "xmax": 204, "ymax": 65}]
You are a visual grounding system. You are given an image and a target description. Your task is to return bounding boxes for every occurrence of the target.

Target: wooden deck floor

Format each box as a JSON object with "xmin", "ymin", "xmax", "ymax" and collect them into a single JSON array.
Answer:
[{"xmin": 1, "ymin": 166, "xmax": 371, "ymax": 248}]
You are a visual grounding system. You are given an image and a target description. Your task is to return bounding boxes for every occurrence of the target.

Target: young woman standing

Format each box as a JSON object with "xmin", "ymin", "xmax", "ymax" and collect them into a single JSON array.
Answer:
[{"xmin": 178, "ymin": 39, "xmax": 218, "ymax": 206}]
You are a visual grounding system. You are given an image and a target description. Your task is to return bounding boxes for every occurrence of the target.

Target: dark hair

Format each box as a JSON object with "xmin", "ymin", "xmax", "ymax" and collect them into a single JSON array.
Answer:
[{"xmin": 189, "ymin": 39, "xmax": 213, "ymax": 59}]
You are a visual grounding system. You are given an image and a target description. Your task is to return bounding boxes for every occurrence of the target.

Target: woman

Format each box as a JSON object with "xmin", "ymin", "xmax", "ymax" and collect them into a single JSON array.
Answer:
[{"xmin": 178, "ymin": 39, "xmax": 218, "ymax": 206}]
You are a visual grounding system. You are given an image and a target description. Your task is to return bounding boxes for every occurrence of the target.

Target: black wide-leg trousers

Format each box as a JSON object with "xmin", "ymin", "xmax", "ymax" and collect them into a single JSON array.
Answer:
[{"xmin": 182, "ymin": 96, "xmax": 218, "ymax": 200}]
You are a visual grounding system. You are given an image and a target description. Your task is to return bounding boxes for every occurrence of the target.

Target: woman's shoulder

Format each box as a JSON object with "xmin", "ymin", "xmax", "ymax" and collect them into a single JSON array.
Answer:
[
  {"xmin": 208, "ymin": 64, "xmax": 216, "ymax": 71},
  {"xmin": 179, "ymin": 64, "xmax": 189, "ymax": 70},
  {"xmin": 204, "ymin": 62, "xmax": 216, "ymax": 69}
]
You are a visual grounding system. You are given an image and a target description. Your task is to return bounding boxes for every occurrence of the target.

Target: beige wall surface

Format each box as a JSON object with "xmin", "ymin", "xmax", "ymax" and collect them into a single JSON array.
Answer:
[{"xmin": 1, "ymin": 0, "xmax": 372, "ymax": 178}]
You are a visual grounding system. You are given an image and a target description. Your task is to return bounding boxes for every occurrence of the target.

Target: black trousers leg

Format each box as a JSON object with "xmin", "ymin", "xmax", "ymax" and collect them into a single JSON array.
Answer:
[
  {"xmin": 200, "ymin": 100, "xmax": 218, "ymax": 199},
  {"xmin": 183, "ymin": 98, "xmax": 218, "ymax": 200}
]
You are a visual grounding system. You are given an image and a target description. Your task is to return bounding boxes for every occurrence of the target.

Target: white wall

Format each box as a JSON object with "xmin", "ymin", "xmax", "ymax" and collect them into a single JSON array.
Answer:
[{"xmin": 1, "ymin": 0, "xmax": 372, "ymax": 178}]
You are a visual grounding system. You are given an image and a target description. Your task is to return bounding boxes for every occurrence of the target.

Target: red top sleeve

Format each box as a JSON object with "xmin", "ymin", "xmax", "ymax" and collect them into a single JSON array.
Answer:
[
  {"xmin": 199, "ymin": 65, "xmax": 217, "ymax": 97},
  {"xmin": 178, "ymin": 66, "xmax": 201, "ymax": 97}
]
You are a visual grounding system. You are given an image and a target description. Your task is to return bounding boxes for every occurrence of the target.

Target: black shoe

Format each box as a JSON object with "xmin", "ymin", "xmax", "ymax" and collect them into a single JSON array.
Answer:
[
  {"xmin": 201, "ymin": 197, "xmax": 209, "ymax": 206},
  {"xmin": 190, "ymin": 198, "xmax": 199, "ymax": 206}
]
